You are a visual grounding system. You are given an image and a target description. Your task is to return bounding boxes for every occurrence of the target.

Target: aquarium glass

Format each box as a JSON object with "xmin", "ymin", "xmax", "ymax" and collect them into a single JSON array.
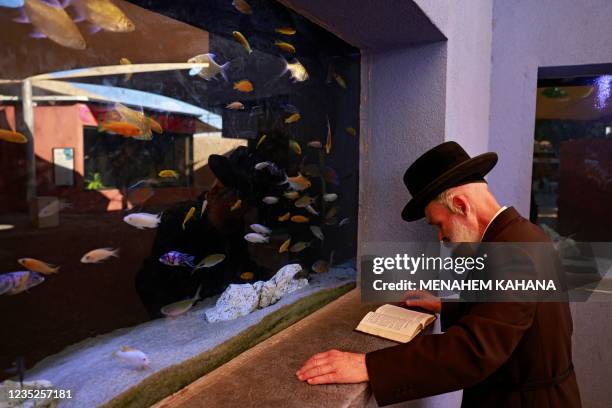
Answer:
[{"xmin": 0, "ymin": 0, "xmax": 359, "ymax": 405}]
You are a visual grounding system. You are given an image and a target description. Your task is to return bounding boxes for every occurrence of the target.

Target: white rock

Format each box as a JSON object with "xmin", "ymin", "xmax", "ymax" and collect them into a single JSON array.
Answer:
[
  {"xmin": 259, "ymin": 264, "xmax": 307, "ymax": 308},
  {"xmin": 205, "ymin": 264, "xmax": 309, "ymax": 322},
  {"xmin": 205, "ymin": 283, "xmax": 260, "ymax": 323}
]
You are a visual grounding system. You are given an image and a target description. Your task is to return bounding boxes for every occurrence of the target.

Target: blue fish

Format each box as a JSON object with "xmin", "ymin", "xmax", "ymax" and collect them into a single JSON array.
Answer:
[
  {"xmin": 159, "ymin": 251, "xmax": 195, "ymax": 267},
  {"xmin": 0, "ymin": 271, "xmax": 45, "ymax": 296}
]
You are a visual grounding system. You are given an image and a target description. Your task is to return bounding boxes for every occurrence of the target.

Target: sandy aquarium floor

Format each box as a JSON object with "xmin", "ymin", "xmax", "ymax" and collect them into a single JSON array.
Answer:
[{"xmin": 24, "ymin": 264, "xmax": 356, "ymax": 407}]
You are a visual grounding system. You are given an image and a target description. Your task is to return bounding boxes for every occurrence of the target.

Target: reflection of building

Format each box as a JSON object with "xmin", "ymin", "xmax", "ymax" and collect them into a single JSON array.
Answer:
[{"xmin": 0, "ymin": 103, "xmax": 234, "ymax": 213}]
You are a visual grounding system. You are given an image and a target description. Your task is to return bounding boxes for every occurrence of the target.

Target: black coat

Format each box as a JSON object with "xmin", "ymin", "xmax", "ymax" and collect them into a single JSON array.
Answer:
[{"xmin": 365, "ymin": 207, "xmax": 581, "ymax": 407}]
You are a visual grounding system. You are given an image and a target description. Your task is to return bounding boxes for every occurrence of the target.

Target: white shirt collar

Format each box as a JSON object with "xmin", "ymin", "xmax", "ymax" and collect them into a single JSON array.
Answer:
[{"xmin": 480, "ymin": 206, "xmax": 508, "ymax": 241}]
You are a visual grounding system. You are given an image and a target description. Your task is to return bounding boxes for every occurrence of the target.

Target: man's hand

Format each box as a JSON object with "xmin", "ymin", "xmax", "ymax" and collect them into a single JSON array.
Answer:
[
  {"xmin": 401, "ymin": 289, "xmax": 441, "ymax": 314},
  {"xmin": 296, "ymin": 349, "xmax": 369, "ymax": 385}
]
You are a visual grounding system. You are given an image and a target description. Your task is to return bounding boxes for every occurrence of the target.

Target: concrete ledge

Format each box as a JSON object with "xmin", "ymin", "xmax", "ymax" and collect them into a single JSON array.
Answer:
[{"xmin": 155, "ymin": 289, "xmax": 395, "ymax": 408}]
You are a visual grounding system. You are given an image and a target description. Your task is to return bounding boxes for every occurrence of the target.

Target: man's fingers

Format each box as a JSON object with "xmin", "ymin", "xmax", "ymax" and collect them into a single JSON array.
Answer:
[
  {"xmin": 299, "ymin": 364, "xmax": 335, "ymax": 380},
  {"xmin": 297, "ymin": 357, "xmax": 330, "ymax": 376},
  {"xmin": 306, "ymin": 373, "xmax": 337, "ymax": 385}
]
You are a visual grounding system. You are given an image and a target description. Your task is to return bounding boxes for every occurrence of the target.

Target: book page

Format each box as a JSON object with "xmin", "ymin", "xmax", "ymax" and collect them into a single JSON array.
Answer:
[
  {"xmin": 376, "ymin": 304, "xmax": 436, "ymax": 326},
  {"xmin": 359, "ymin": 311, "xmax": 420, "ymax": 334}
]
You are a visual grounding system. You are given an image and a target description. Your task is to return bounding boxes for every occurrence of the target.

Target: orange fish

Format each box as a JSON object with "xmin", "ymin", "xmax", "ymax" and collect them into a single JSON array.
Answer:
[
  {"xmin": 99, "ymin": 121, "xmax": 142, "ymax": 137},
  {"xmin": 18, "ymin": 258, "xmax": 59, "ymax": 275},
  {"xmin": 234, "ymin": 80, "xmax": 254, "ymax": 93},
  {"xmin": 279, "ymin": 238, "xmax": 291, "ymax": 253},
  {"xmin": 291, "ymin": 215, "xmax": 309, "ymax": 223},
  {"xmin": 0, "ymin": 129, "xmax": 28, "ymax": 144},
  {"xmin": 148, "ymin": 117, "xmax": 163, "ymax": 134},
  {"xmin": 240, "ymin": 272, "xmax": 255, "ymax": 280},
  {"xmin": 275, "ymin": 40, "xmax": 296, "ymax": 54}
]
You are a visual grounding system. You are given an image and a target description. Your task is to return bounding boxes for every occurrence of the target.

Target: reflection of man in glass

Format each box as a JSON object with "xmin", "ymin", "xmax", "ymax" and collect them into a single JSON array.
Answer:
[{"xmin": 135, "ymin": 146, "xmax": 255, "ymax": 318}]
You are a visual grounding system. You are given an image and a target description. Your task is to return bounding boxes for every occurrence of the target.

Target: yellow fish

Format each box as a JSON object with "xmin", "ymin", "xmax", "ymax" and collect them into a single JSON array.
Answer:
[
  {"xmin": 234, "ymin": 79, "xmax": 254, "ymax": 93},
  {"xmin": 346, "ymin": 127, "xmax": 357, "ymax": 136},
  {"xmin": 194, "ymin": 254, "xmax": 226, "ymax": 269},
  {"xmin": 325, "ymin": 116, "xmax": 332, "ymax": 154},
  {"xmin": 289, "ymin": 241, "xmax": 311, "ymax": 253},
  {"xmin": 148, "ymin": 117, "xmax": 163, "ymax": 134},
  {"xmin": 240, "ymin": 272, "xmax": 255, "ymax": 280},
  {"xmin": 22, "ymin": 0, "xmax": 86, "ymax": 50},
  {"xmin": 279, "ymin": 238, "xmax": 291, "ymax": 253},
  {"xmin": 295, "ymin": 195, "xmax": 315, "ymax": 208},
  {"xmin": 285, "ymin": 113, "xmax": 301, "ymax": 124},
  {"xmin": 278, "ymin": 212, "xmax": 290, "ymax": 222},
  {"xmin": 233, "ymin": 31, "xmax": 253, "ymax": 53},
  {"xmin": 275, "ymin": 40, "xmax": 296, "ymax": 54},
  {"xmin": 71, "ymin": 0, "xmax": 135, "ymax": 32},
  {"xmin": 256, "ymin": 134, "xmax": 267, "ymax": 149},
  {"xmin": 289, "ymin": 140, "xmax": 302, "ymax": 155},
  {"xmin": 182, "ymin": 206, "xmax": 196, "ymax": 230},
  {"xmin": 120, "ymin": 57, "xmax": 133, "ymax": 81},
  {"xmin": 232, "ymin": 0, "xmax": 252, "ymax": 15},
  {"xmin": 291, "ymin": 215, "xmax": 309, "ymax": 223},
  {"xmin": 158, "ymin": 169, "xmax": 179, "ymax": 179},
  {"xmin": 230, "ymin": 199, "xmax": 242, "ymax": 211},
  {"xmin": 112, "ymin": 103, "xmax": 152, "ymax": 140},
  {"xmin": 18, "ymin": 258, "xmax": 60, "ymax": 275},
  {"xmin": 334, "ymin": 73, "xmax": 347, "ymax": 88},
  {"xmin": 0, "ymin": 129, "xmax": 28, "ymax": 144},
  {"xmin": 275, "ymin": 27, "xmax": 296, "ymax": 35}
]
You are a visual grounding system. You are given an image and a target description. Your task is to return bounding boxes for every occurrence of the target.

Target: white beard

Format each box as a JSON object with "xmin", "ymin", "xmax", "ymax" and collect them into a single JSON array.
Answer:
[{"xmin": 449, "ymin": 217, "xmax": 480, "ymax": 242}]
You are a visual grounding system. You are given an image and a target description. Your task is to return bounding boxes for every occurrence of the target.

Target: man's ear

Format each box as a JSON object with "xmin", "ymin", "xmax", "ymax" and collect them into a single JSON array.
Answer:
[{"xmin": 452, "ymin": 195, "xmax": 469, "ymax": 216}]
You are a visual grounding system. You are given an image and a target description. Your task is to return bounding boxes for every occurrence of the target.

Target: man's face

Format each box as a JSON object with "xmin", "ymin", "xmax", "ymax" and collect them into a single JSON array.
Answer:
[{"xmin": 424, "ymin": 201, "xmax": 480, "ymax": 243}]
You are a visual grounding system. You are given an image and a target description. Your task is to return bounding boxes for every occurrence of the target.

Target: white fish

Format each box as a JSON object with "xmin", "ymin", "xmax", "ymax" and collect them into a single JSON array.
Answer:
[
  {"xmin": 250, "ymin": 224, "xmax": 272, "ymax": 235},
  {"xmin": 112, "ymin": 346, "xmax": 150, "ymax": 370},
  {"xmin": 244, "ymin": 233, "xmax": 269, "ymax": 244},
  {"xmin": 339, "ymin": 217, "xmax": 350, "ymax": 226},
  {"xmin": 305, "ymin": 204, "xmax": 319, "ymax": 216},
  {"xmin": 81, "ymin": 248, "xmax": 119, "ymax": 263},
  {"xmin": 285, "ymin": 59, "xmax": 309, "ymax": 82},
  {"xmin": 262, "ymin": 196, "xmax": 279, "ymax": 205},
  {"xmin": 188, "ymin": 53, "xmax": 229, "ymax": 81},
  {"xmin": 323, "ymin": 193, "xmax": 338, "ymax": 202},
  {"xmin": 255, "ymin": 161, "xmax": 272, "ymax": 170},
  {"xmin": 0, "ymin": 224, "xmax": 15, "ymax": 231},
  {"xmin": 310, "ymin": 226, "xmax": 324, "ymax": 241},
  {"xmin": 38, "ymin": 199, "xmax": 71, "ymax": 218},
  {"xmin": 307, "ymin": 141, "xmax": 322, "ymax": 149},
  {"xmin": 123, "ymin": 212, "xmax": 161, "ymax": 229}
]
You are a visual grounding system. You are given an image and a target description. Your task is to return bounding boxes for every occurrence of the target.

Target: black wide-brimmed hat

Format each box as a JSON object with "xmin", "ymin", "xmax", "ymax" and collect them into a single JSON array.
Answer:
[
  {"xmin": 401, "ymin": 141, "xmax": 498, "ymax": 221},
  {"xmin": 208, "ymin": 146, "xmax": 253, "ymax": 194}
]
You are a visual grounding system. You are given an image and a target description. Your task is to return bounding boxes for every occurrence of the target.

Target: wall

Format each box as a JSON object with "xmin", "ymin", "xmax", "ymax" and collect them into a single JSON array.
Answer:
[{"xmin": 487, "ymin": 1, "xmax": 612, "ymax": 406}]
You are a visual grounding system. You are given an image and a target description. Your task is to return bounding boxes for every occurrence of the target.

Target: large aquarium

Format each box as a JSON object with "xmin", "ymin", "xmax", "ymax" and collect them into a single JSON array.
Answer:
[{"xmin": 0, "ymin": 0, "xmax": 359, "ymax": 406}]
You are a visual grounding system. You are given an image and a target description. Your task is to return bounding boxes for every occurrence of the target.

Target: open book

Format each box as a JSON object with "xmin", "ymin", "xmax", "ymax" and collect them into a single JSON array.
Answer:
[{"xmin": 355, "ymin": 304, "xmax": 436, "ymax": 343}]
